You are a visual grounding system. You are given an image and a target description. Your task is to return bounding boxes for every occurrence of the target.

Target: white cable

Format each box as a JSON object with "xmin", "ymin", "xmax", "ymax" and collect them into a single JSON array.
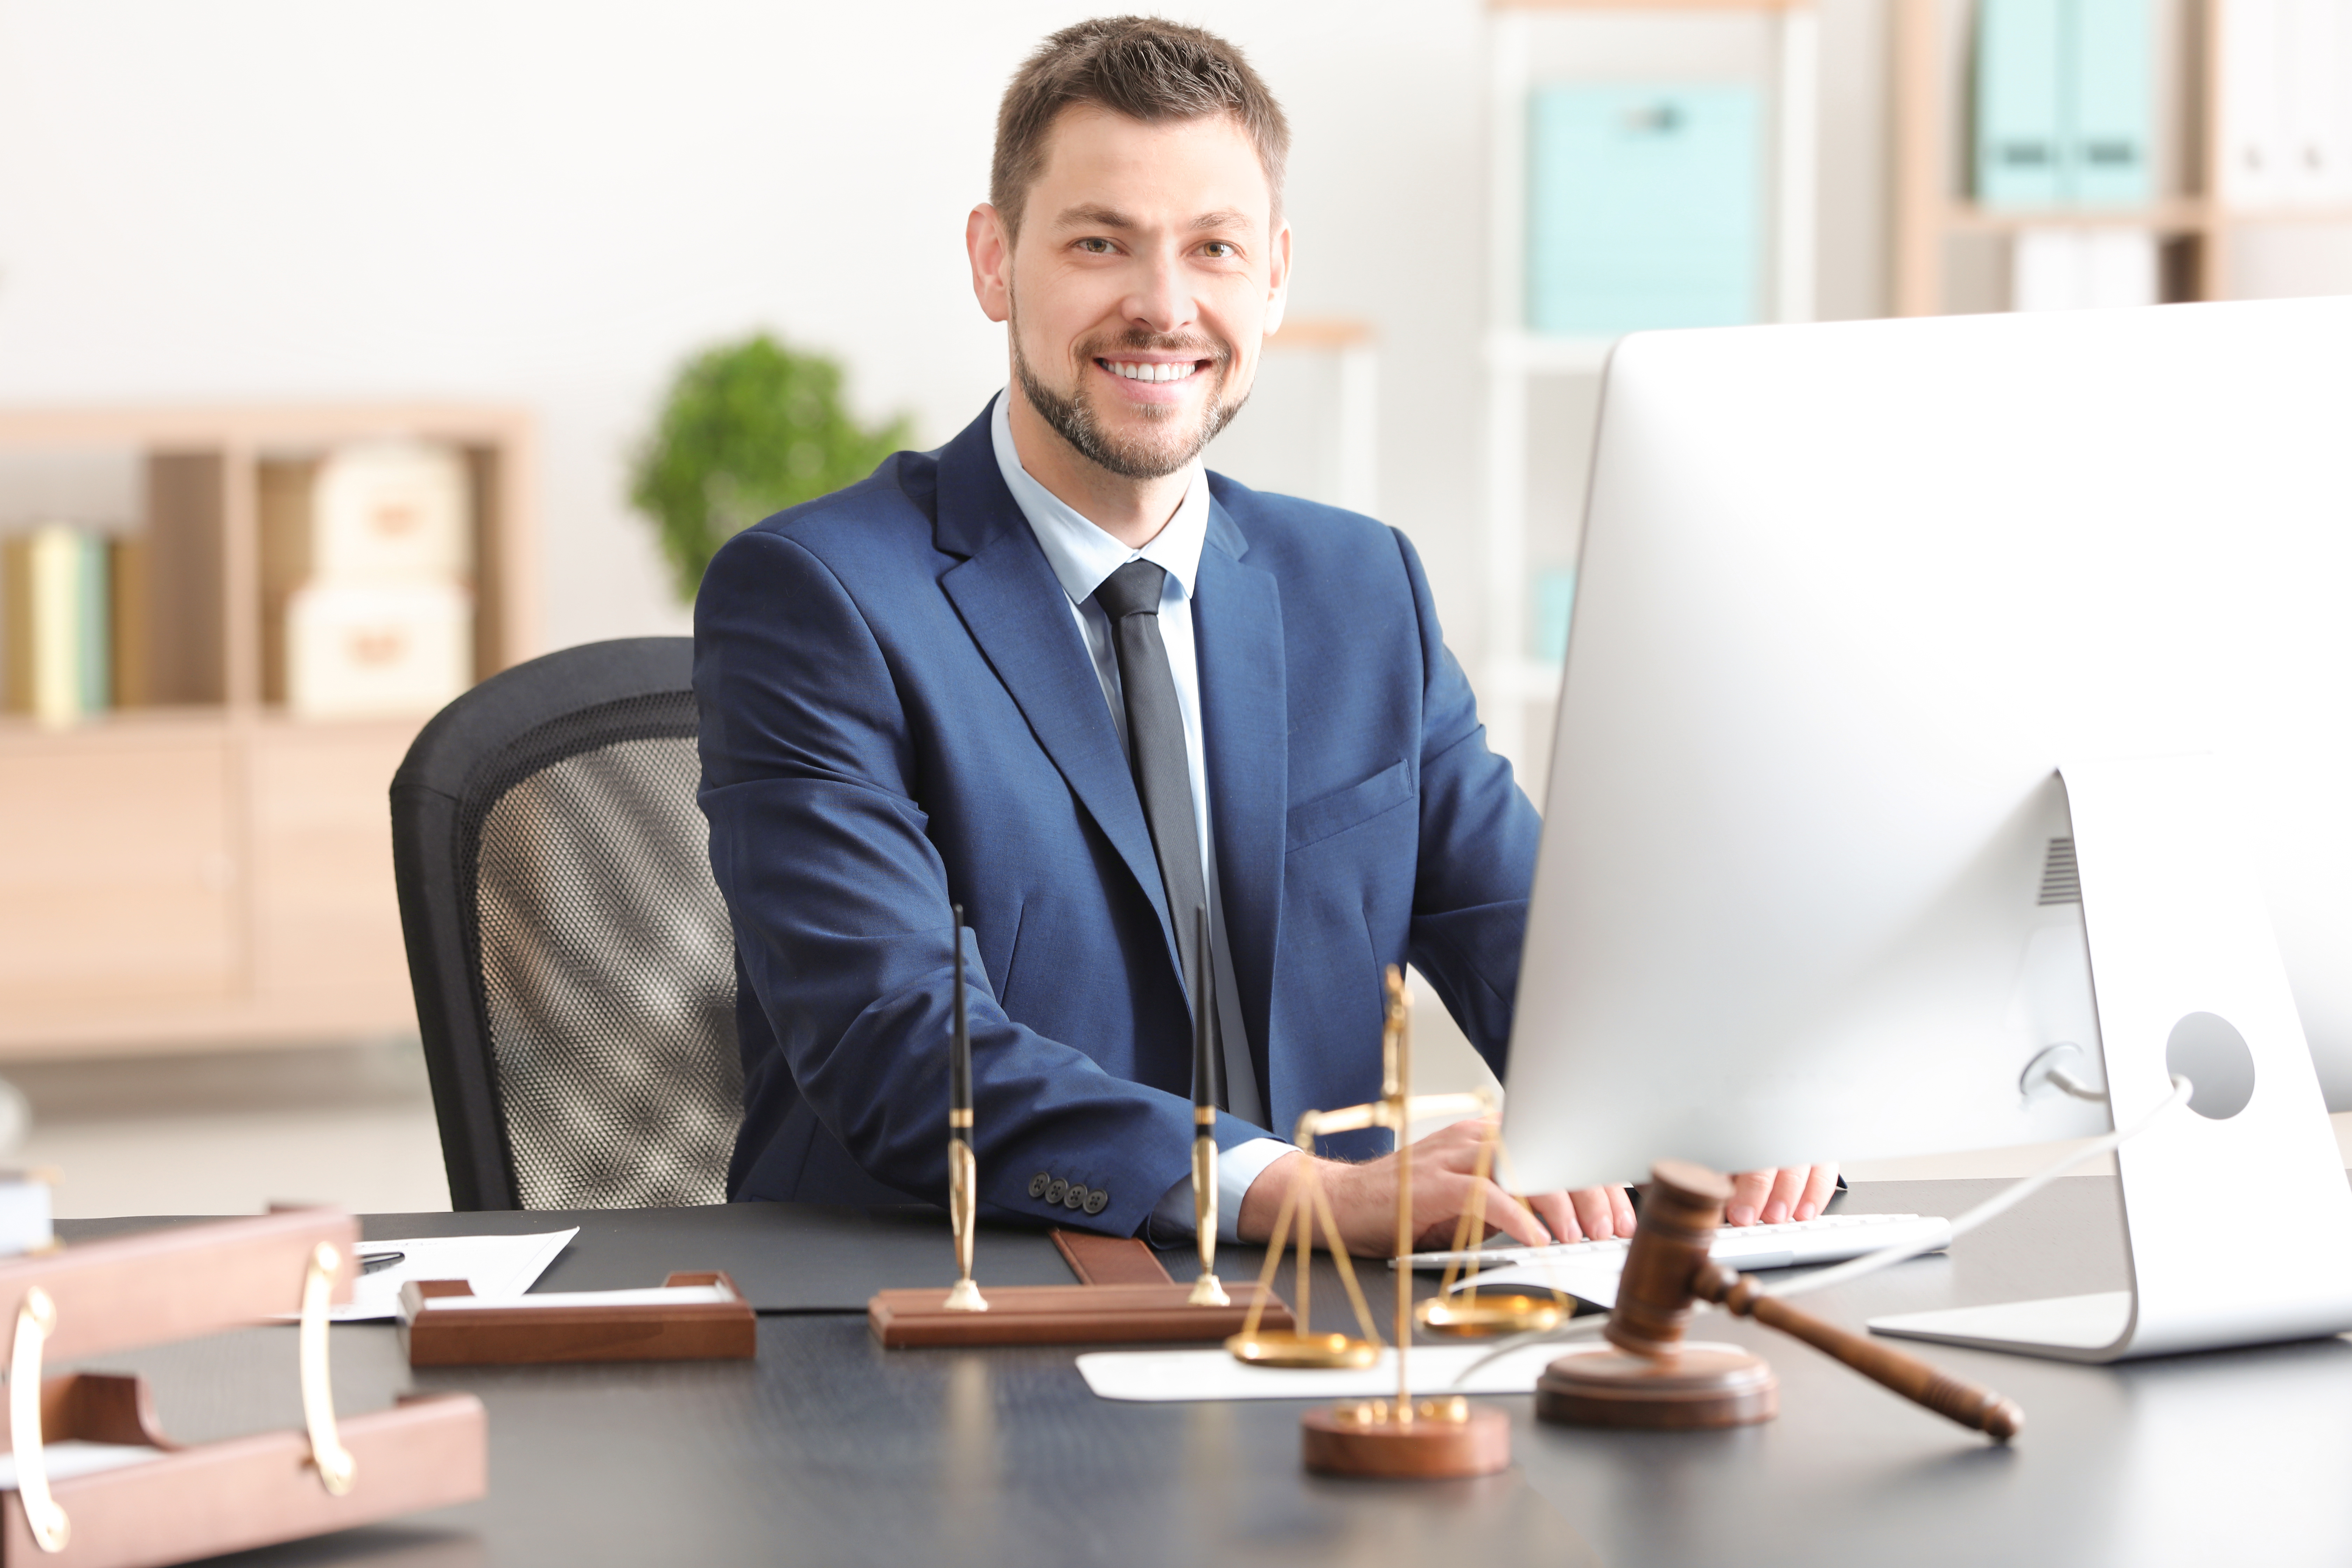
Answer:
[
  {"xmin": 1446, "ymin": 1303, "xmax": 1615, "ymax": 1386},
  {"xmin": 1764, "ymin": 1072, "xmax": 2195, "ymax": 1301}
]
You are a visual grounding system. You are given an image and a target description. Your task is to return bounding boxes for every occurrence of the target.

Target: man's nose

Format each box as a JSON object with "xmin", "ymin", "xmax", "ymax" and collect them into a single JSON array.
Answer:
[{"xmin": 1120, "ymin": 248, "xmax": 1196, "ymax": 336}]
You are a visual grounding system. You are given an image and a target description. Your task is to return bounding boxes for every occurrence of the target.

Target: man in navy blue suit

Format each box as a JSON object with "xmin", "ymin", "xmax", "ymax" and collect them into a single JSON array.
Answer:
[{"xmin": 695, "ymin": 17, "xmax": 1837, "ymax": 1250}]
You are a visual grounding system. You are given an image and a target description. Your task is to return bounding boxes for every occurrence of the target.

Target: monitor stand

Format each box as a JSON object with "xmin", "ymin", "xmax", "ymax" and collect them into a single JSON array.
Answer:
[{"xmin": 1870, "ymin": 755, "xmax": 2352, "ymax": 1363}]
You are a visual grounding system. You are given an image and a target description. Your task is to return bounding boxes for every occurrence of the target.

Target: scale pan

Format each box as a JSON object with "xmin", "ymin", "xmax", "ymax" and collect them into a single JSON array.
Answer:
[
  {"xmin": 1226, "ymin": 1331, "xmax": 1381, "ymax": 1369},
  {"xmin": 1415, "ymin": 1293, "xmax": 1567, "ymax": 1337}
]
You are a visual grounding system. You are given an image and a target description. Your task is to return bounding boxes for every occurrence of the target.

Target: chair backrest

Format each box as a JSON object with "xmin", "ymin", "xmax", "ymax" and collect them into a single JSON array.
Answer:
[{"xmin": 390, "ymin": 637, "xmax": 742, "ymax": 1210}]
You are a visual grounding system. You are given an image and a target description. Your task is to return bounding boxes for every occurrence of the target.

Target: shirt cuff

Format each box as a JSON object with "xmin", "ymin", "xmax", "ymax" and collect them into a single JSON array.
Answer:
[{"xmin": 1146, "ymin": 1136, "xmax": 1295, "ymax": 1245}]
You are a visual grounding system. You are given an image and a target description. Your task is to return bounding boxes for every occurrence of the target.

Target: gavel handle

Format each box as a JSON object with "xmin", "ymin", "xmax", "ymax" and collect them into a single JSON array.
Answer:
[{"xmin": 1695, "ymin": 1264, "xmax": 2024, "ymax": 1442}]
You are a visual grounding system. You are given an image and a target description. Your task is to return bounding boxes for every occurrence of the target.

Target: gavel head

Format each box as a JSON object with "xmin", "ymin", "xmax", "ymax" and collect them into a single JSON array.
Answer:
[{"xmin": 1605, "ymin": 1160, "xmax": 1732, "ymax": 1360}]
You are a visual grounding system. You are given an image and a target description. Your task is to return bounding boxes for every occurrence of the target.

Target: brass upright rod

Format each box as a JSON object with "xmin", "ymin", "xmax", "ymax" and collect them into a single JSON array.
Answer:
[
  {"xmin": 1385, "ymin": 967, "xmax": 1412, "ymax": 1423},
  {"xmin": 944, "ymin": 906, "xmax": 987, "ymax": 1312},
  {"xmin": 1189, "ymin": 907, "xmax": 1229, "ymax": 1306}
]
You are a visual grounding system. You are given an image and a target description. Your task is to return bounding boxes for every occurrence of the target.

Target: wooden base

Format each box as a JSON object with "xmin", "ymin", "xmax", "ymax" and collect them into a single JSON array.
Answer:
[
  {"xmin": 402, "ymin": 1272, "xmax": 757, "ymax": 1367},
  {"xmin": 1301, "ymin": 1401, "xmax": 1512, "ymax": 1479},
  {"xmin": 1535, "ymin": 1344, "xmax": 1779, "ymax": 1430},
  {"xmin": 868, "ymin": 1282, "xmax": 1294, "ymax": 1348}
]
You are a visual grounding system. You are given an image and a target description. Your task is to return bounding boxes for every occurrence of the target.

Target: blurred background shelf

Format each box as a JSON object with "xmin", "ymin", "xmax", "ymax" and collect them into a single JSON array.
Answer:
[
  {"xmin": 0, "ymin": 405, "xmax": 538, "ymax": 1058},
  {"xmin": 1893, "ymin": 0, "xmax": 2352, "ymax": 315},
  {"xmin": 1482, "ymin": 0, "xmax": 1820, "ymax": 790}
]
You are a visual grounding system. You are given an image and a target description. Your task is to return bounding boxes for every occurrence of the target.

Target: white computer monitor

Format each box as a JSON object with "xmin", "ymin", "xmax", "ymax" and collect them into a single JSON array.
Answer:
[
  {"xmin": 1497, "ymin": 300, "xmax": 2352, "ymax": 1362},
  {"xmin": 1502, "ymin": 297, "xmax": 2352, "ymax": 1190}
]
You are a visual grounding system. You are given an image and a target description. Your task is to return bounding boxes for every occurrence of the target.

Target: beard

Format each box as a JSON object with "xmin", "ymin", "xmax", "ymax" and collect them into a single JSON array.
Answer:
[{"xmin": 1010, "ymin": 315, "xmax": 1249, "ymax": 481}]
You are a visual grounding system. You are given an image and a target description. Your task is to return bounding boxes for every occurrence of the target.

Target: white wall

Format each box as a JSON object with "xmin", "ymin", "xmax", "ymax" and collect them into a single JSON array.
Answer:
[{"xmin": 0, "ymin": 0, "xmax": 1895, "ymax": 657}]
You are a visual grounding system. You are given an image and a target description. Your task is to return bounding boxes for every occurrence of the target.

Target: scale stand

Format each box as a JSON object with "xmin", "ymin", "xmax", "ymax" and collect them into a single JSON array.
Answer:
[{"xmin": 1872, "ymin": 755, "xmax": 2352, "ymax": 1362}]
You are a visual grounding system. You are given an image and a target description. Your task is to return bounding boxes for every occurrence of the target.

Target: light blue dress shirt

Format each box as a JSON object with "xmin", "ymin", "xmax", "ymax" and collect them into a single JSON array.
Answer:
[{"xmin": 987, "ymin": 390, "xmax": 1290, "ymax": 1241}]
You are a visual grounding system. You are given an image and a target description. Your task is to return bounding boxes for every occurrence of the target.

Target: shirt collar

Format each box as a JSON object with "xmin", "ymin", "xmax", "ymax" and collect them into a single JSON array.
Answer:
[{"xmin": 989, "ymin": 387, "xmax": 1209, "ymax": 608}]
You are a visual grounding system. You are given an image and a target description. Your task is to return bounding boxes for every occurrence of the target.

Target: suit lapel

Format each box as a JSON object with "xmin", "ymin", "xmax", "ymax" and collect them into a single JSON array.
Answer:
[
  {"xmin": 1194, "ymin": 496, "xmax": 1287, "ymax": 1095},
  {"xmin": 934, "ymin": 417, "xmax": 1176, "ymax": 964}
]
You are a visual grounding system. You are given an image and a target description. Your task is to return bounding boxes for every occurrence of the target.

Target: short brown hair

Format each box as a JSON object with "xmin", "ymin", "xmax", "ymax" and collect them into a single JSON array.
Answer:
[{"xmin": 990, "ymin": 17, "xmax": 1290, "ymax": 239}]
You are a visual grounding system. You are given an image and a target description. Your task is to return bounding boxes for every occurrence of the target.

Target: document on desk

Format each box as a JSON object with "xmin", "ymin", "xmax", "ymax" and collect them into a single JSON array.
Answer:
[
  {"xmin": 324, "ymin": 1229, "xmax": 578, "ymax": 1322},
  {"xmin": 1078, "ymin": 1341, "xmax": 1607, "ymax": 1402}
]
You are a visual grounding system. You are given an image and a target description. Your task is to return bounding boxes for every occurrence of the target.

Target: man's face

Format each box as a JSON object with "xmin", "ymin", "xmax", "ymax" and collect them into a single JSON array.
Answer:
[{"xmin": 971, "ymin": 105, "xmax": 1290, "ymax": 481}]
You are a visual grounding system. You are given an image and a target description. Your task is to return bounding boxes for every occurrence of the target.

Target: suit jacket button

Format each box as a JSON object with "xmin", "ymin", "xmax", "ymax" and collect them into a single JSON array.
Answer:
[
  {"xmin": 1083, "ymin": 1188, "xmax": 1109, "ymax": 1215},
  {"xmin": 1063, "ymin": 1184, "xmax": 1088, "ymax": 1211},
  {"xmin": 1045, "ymin": 1178, "xmax": 1069, "ymax": 1206},
  {"xmin": 1028, "ymin": 1173, "xmax": 1050, "ymax": 1199}
]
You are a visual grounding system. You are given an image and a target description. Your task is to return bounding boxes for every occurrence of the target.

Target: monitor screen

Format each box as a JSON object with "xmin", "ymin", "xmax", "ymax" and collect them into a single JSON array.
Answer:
[{"xmin": 1502, "ymin": 298, "xmax": 2352, "ymax": 1192}]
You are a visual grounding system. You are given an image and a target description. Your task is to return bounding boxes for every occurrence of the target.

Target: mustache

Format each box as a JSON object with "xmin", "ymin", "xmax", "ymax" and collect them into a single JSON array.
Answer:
[{"xmin": 1082, "ymin": 330, "xmax": 1230, "ymax": 366}]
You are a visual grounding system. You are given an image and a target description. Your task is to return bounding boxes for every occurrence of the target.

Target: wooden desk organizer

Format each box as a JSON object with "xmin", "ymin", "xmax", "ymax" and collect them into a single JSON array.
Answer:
[
  {"xmin": 401, "ymin": 1272, "xmax": 757, "ymax": 1367},
  {"xmin": 0, "ymin": 1208, "xmax": 484, "ymax": 1568},
  {"xmin": 867, "ymin": 1230, "xmax": 1295, "ymax": 1348}
]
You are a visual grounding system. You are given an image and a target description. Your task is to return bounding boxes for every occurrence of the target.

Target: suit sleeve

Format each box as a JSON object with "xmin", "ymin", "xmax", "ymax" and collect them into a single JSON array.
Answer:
[
  {"xmin": 1391, "ymin": 529, "xmax": 1545, "ymax": 1076},
  {"xmin": 695, "ymin": 523, "xmax": 1260, "ymax": 1236}
]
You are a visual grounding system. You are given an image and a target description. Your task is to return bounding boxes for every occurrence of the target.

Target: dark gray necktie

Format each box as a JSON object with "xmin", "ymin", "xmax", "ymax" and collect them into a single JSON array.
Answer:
[{"xmin": 1092, "ymin": 559, "xmax": 1221, "ymax": 1105}]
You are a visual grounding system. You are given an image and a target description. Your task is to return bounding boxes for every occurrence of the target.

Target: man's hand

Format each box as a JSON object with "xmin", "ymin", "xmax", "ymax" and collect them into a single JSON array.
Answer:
[
  {"xmin": 1232, "ymin": 1118, "xmax": 1843, "ymax": 1256},
  {"xmin": 1724, "ymin": 1164, "xmax": 1839, "ymax": 1226},
  {"xmin": 1235, "ymin": 1118, "xmax": 1634, "ymax": 1256}
]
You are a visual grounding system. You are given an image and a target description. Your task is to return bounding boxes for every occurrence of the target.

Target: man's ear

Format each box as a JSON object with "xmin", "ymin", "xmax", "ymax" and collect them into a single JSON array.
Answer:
[
  {"xmin": 1261, "ymin": 218, "xmax": 1293, "ymax": 339},
  {"xmin": 968, "ymin": 204, "xmax": 1013, "ymax": 324}
]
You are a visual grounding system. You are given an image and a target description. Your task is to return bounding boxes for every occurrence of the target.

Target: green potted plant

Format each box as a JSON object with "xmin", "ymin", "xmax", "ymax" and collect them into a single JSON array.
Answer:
[{"xmin": 631, "ymin": 333, "xmax": 912, "ymax": 602}]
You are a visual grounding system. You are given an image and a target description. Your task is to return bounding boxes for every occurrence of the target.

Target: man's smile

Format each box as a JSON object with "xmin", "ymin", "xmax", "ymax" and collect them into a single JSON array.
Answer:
[{"xmin": 1100, "ymin": 357, "xmax": 1206, "ymax": 384}]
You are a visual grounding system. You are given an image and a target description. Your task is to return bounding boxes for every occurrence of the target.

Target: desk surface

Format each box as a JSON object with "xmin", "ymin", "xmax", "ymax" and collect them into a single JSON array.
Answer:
[{"xmin": 55, "ymin": 1178, "xmax": 2352, "ymax": 1568}]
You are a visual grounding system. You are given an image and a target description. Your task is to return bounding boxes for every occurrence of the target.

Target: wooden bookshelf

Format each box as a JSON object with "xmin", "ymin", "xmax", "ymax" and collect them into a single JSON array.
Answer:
[
  {"xmin": 0, "ymin": 405, "xmax": 537, "ymax": 1057},
  {"xmin": 1892, "ymin": 0, "xmax": 2352, "ymax": 314}
]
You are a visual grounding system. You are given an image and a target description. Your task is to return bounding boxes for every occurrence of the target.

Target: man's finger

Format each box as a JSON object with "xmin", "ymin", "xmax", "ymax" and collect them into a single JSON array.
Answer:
[
  {"xmin": 1530, "ymin": 1189, "xmax": 1582, "ymax": 1245},
  {"xmin": 1796, "ymin": 1164, "xmax": 1839, "ymax": 1222},
  {"xmin": 1725, "ymin": 1169, "xmax": 1775, "ymax": 1226},
  {"xmin": 1610, "ymin": 1184, "xmax": 1638, "ymax": 1237},
  {"xmin": 1569, "ymin": 1185, "xmax": 1619, "ymax": 1241},
  {"xmin": 1415, "ymin": 1177, "xmax": 1545, "ymax": 1252},
  {"xmin": 1762, "ymin": 1167, "xmax": 1807, "ymax": 1225},
  {"xmin": 1472, "ymin": 1181, "xmax": 1550, "ymax": 1250}
]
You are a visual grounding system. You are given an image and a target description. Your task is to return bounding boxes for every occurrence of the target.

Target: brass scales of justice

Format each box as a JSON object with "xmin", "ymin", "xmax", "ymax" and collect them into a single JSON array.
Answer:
[{"xmin": 1225, "ymin": 966, "xmax": 1570, "ymax": 1480}]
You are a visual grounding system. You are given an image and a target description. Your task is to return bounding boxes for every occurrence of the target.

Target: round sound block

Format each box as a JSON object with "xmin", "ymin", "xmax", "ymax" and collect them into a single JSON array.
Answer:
[
  {"xmin": 1301, "ymin": 1399, "xmax": 1512, "ymax": 1479},
  {"xmin": 1535, "ymin": 1343, "xmax": 1778, "ymax": 1430}
]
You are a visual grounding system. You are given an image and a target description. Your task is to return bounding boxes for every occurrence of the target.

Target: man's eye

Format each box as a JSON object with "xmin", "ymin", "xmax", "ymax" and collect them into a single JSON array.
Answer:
[
  {"xmin": 1202, "ymin": 242, "xmax": 1236, "ymax": 259},
  {"xmin": 1077, "ymin": 237, "xmax": 1115, "ymax": 254}
]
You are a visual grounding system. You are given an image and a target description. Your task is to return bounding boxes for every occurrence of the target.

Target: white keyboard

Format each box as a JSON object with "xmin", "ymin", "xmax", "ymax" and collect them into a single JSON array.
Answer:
[{"xmin": 1394, "ymin": 1210, "xmax": 1953, "ymax": 1304}]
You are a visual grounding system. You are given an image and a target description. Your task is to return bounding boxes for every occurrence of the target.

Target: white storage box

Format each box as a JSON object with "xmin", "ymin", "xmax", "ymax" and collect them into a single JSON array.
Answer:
[
  {"xmin": 310, "ymin": 440, "xmax": 471, "ymax": 584},
  {"xmin": 286, "ymin": 581, "xmax": 472, "ymax": 718}
]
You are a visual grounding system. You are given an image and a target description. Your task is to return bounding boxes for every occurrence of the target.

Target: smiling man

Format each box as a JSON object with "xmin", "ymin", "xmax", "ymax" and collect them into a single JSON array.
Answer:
[{"xmin": 695, "ymin": 16, "xmax": 1835, "ymax": 1254}]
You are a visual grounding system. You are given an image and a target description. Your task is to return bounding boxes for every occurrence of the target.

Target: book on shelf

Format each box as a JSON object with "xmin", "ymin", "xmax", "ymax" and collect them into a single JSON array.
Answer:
[
  {"xmin": 1975, "ymin": 0, "xmax": 2155, "ymax": 209},
  {"xmin": 2, "ymin": 524, "xmax": 111, "ymax": 725},
  {"xmin": 1524, "ymin": 82, "xmax": 1762, "ymax": 337},
  {"xmin": 2221, "ymin": 0, "xmax": 2352, "ymax": 208}
]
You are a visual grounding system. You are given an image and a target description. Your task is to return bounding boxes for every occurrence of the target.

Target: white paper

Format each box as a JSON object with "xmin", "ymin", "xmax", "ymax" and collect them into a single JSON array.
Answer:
[
  {"xmin": 412, "ymin": 1283, "xmax": 733, "ymax": 1316},
  {"xmin": 0, "ymin": 1441, "xmax": 162, "ymax": 1492},
  {"xmin": 1077, "ymin": 1342, "xmax": 1601, "ymax": 1403},
  {"xmin": 326, "ymin": 1229, "xmax": 577, "ymax": 1322}
]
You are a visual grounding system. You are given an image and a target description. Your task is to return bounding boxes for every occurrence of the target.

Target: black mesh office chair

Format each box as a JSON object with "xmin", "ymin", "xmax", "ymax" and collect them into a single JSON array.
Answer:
[{"xmin": 390, "ymin": 636, "xmax": 743, "ymax": 1210}]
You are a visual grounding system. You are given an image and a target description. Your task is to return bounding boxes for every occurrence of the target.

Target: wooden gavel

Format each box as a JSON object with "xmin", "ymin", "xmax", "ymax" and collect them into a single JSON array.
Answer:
[{"xmin": 1547, "ymin": 1160, "xmax": 2023, "ymax": 1441}]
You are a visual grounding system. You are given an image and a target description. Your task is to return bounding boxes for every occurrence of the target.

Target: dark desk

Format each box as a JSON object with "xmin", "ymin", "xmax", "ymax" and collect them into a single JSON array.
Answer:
[{"xmin": 56, "ymin": 1179, "xmax": 2352, "ymax": 1567}]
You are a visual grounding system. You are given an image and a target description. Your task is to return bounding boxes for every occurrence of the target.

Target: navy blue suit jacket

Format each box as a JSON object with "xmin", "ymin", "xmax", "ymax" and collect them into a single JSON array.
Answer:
[{"xmin": 694, "ymin": 404, "xmax": 1542, "ymax": 1235}]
